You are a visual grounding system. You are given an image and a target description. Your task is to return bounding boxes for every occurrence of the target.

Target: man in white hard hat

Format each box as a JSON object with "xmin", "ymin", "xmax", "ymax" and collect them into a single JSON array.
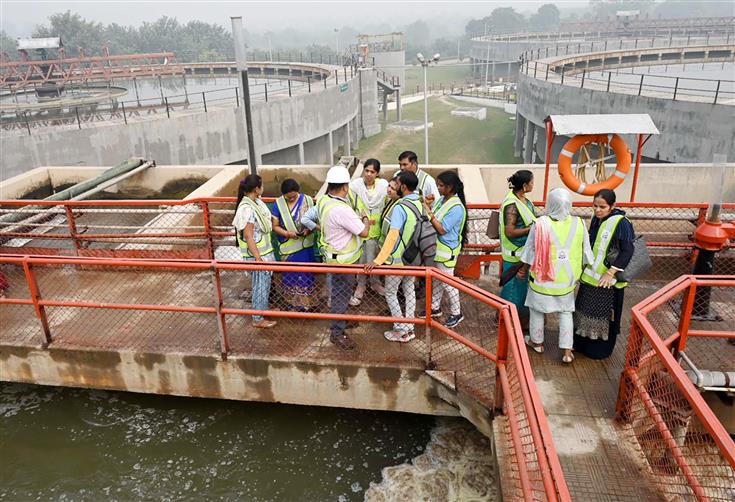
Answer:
[{"xmin": 317, "ymin": 165, "xmax": 369, "ymax": 350}]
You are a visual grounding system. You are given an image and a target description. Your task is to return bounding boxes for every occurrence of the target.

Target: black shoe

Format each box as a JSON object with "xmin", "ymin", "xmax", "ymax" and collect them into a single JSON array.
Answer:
[
  {"xmin": 445, "ymin": 314, "xmax": 464, "ymax": 328},
  {"xmin": 418, "ymin": 308, "xmax": 443, "ymax": 318},
  {"xmin": 330, "ymin": 333, "xmax": 356, "ymax": 351}
]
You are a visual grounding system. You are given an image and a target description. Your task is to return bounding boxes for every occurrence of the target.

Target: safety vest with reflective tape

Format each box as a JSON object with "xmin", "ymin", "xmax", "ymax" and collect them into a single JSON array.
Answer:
[
  {"xmin": 499, "ymin": 190, "xmax": 537, "ymax": 263},
  {"xmin": 275, "ymin": 194, "xmax": 314, "ymax": 256},
  {"xmin": 432, "ymin": 195, "xmax": 467, "ymax": 268},
  {"xmin": 379, "ymin": 198, "xmax": 400, "ymax": 246},
  {"xmin": 317, "ymin": 195, "xmax": 364, "ymax": 264},
  {"xmin": 385, "ymin": 197, "xmax": 422, "ymax": 266},
  {"xmin": 529, "ymin": 216, "xmax": 584, "ymax": 296},
  {"xmin": 581, "ymin": 215, "xmax": 629, "ymax": 289},
  {"xmin": 393, "ymin": 170, "xmax": 433, "ymax": 198},
  {"xmin": 236, "ymin": 197, "xmax": 274, "ymax": 259}
]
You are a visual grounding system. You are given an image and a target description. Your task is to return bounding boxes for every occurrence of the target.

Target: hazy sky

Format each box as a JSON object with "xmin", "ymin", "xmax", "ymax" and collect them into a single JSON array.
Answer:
[{"xmin": 1, "ymin": 1, "xmax": 589, "ymax": 36}]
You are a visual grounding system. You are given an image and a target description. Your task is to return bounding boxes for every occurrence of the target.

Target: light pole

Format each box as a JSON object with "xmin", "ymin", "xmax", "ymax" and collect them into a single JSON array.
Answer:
[
  {"xmin": 231, "ymin": 16, "xmax": 258, "ymax": 174},
  {"xmin": 484, "ymin": 23, "xmax": 491, "ymax": 89},
  {"xmin": 417, "ymin": 52, "xmax": 440, "ymax": 165},
  {"xmin": 334, "ymin": 28, "xmax": 340, "ymax": 62}
]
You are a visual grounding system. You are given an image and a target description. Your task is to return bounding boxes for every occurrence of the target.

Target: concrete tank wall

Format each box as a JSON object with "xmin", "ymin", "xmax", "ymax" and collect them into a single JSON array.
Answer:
[
  {"xmin": 0, "ymin": 70, "xmax": 379, "ymax": 181},
  {"xmin": 516, "ymin": 72, "xmax": 735, "ymax": 164}
]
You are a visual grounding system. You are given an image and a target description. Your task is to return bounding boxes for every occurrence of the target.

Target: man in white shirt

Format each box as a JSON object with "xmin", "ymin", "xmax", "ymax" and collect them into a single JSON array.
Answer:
[{"xmin": 396, "ymin": 150, "xmax": 439, "ymax": 205}]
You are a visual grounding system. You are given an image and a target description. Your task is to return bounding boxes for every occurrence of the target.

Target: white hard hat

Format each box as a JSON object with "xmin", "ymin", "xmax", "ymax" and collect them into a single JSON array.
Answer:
[{"xmin": 325, "ymin": 165, "xmax": 351, "ymax": 184}]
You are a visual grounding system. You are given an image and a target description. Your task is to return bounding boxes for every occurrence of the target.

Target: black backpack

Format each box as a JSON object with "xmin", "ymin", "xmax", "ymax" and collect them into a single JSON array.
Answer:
[{"xmin": 399, "ymin": 200, "xmax": 437, "ymax": 266}]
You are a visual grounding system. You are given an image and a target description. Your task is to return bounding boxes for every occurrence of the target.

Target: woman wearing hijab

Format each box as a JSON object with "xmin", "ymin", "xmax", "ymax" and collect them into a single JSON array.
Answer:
[
  {"xmin": 519, "ymin": 188, "xmax": 593, "ymax": 363},
  {"xmin": 574, "ymin": 189, "xmax": 635, "ymax": 360}
]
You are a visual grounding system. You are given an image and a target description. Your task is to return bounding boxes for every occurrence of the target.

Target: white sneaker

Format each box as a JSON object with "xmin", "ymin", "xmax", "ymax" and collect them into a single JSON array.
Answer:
[{"xmin": 349, "ymin": 296, "xmax": 362, "ymax": 306}]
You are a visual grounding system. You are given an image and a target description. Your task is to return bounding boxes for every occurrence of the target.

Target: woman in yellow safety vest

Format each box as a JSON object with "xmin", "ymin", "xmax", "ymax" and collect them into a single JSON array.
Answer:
[
  {"xmin": 233, "ymin": 174, "xmax": 277, "ymax": 329},
  {"xmin": 348, "ymin": 159, "xmax": 388, "ymax": 306},
  {"xmin": 519, "ymin": 188, "xmax": 593, "ymax": 364},
  {"xmin": 380, "ymin": 176, "xmax": 401, "ymax": 244},
  {"xmin": 574, "ymin": 189, "xmax": 635, "ymax": 360},
  {"xmin": 271, "ymin": 178, "xmax": 319, "ymax": 312},
  {"xmin": 425, "ymin": 170, "xmax": 468, "ymax": 329},
  {"xmin": 499, "ymin": 170, "xmax": 537, "ymax": 323}
]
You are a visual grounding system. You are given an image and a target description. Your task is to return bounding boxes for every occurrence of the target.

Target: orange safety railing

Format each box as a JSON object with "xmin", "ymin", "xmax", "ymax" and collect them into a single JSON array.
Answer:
[
  {"xmin": 617, "ymin": 275, "xmax": 735, "ymax": 500},
  {"xmin": 1, "ymin": 197, "xmax": 732, "ymax": 259},
  {"xmin": 0, "ymin": 253, "xmax": 571, "ymax": 500}
]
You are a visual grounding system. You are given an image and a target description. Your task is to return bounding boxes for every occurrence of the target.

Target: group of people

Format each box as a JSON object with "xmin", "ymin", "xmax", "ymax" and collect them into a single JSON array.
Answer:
[
  {"xmin": 499, "ymin": 170, "xmax": 635, "ymax": 363},
  {"xmin": 233, "ymin": 159, "xmax": 635, "ymax": 359},
  {"xmin": 232, "ymin": 151, "xmax": 469, "ymax": 351}
]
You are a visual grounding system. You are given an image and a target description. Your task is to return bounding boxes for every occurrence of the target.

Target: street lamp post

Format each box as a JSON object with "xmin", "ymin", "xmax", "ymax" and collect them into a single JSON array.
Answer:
[
  {"xmin": 334, "ymin": 28, "xmax": 340, "ymax": 63},
  {"xmin": 231, "ymin": 16, "xmax": 258, "ymax": 174},
  {"xmin": 484, "ymin": 23, "xmax": 491, "ymax": 89},
  {"xmin": 417, "ymin": 52, "xmax": 440, "ymax": 165}
]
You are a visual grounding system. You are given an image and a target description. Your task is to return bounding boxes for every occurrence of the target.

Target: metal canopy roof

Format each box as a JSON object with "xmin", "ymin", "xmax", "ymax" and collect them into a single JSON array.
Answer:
[{"xmin": 546, "ymin": 114, "xmax": 660, "ymax": 135}]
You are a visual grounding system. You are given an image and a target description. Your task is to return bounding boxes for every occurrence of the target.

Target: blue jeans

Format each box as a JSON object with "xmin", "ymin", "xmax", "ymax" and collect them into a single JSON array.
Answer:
[
  {"xmin": 331, "ymin": 273, "xmax": 356, "ymax": 336},
  {"xmin": 244, "ymin": 254, "xmax": 274, "ymax": 322}
]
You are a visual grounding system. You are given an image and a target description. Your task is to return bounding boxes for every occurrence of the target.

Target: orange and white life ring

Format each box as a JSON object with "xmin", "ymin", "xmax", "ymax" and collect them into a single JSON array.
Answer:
[{"xmin": 557, "ymin": 134, "xmax": 632, "ymax": 196}]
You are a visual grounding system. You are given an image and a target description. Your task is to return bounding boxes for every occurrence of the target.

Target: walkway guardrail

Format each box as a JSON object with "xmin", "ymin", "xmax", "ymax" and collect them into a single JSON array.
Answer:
[
  {"xmin": 1, "ymin": 199, "xmax": 733, "ymax": 280},
  {"xmin": 0, "ymin": 62, "xmax": 361, "ymax": 135},
  {"xmin": 519, "ymin": 44, "xmax": 735, "ymax": 105},
  {"xmin": 617, "ymin": 275, "xmax": 735, "ymax": 499},
  {"xmin": 0, "ymin": 253, "xmax": 571, "ymax": 500}
]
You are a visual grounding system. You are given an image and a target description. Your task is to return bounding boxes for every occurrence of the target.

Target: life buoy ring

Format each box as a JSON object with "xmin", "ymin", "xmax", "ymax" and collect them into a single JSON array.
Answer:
[{"xmin": 557, "ymin": 134, "xmax": 631, "ymax": 196}]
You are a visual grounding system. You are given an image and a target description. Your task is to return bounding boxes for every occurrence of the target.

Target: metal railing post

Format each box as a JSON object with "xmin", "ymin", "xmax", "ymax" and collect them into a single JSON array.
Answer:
[
  {"xmin": 335, "ymin": 70, "xmax": 338, "ymax": 85},
  {"xmin": 288, "ymin": 79, "xmax": 292, "ymax": 97},
  {"xmin": 64, "ymin": 205, "xmax": 82, "ymax": 254},
  {"xmin": 164, "ymin": 97, "xmax": 170, "ymax": 118},
  {"xmin": 202, "ymin": 91, "xmax": 207, "ymax": 112},
  {"xmin": 673, "ymin": 77, "xmax": 679, "ymax": 100},
  {"xmin": 638, "ymin": 74, "xmax": 644, "ymax": 96},
  {"xmin": 534, "ymin": 61, "xmax": 538, "ymax": 79},
  {"xmin": 211, "ymin": 265, "xmax": 229, "ymax": 360},
  {"xmin": 545, "ymin": 63, "xmax": 549, "ymax": 81},
  {"xmin": 425, "ymin": 268, "xmax": 433, "ymax": 368},
  {"xmin": 560, "ymin": 66, "xmax": 565, "ymax": 84},
  {"xmin": 75, "ymin": 106, "xmax": 81, "ymax": 129},
  {"xmin": 24, "ymin": 112, "xmax": 31, "ymax": 135},
  {"xmin": 676, "ymin": 281, "xmax": 697, "ymax": 354},
  {"xmin": 581, "ymin": 70, "xmax": 586, "ymax": 88},
  {"xmin": 607, "ymin": 72, "xmax": 612, "ymax": 92},
  {"xmin": 344, "ymin": 66, "xmax": 347, "ymax": 80},
  {"xmin": 200, "ymin": 201, "xmax": 215, "ymax": 260},
  {"xmin": 307, "ymin": 76, "xmax": 311, "ymax": 93},
  {"xmin": 235, "ymin": 86, "xmax": 239, "ymax": 107},
  {"xmin": 494, "ymin": 308, "xmax": 510, "ymax": 411},
  {"xmin": 22, "ymin": 260, "xmax": 52, "ymax": 348},
  {"xmin": 714, "ymin": 80, "xmax": 721, "ymax": 104},
  {"xmin": 121, "ymin": 101, "xmax": 127, "ymax": 124},
  {"xmin": 264, "ymin": 83, "xmax": 268, "ymax": 102}
]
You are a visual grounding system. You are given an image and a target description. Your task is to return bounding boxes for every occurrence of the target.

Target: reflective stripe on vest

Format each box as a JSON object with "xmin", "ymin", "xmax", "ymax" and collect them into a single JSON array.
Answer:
[
  {"xmin": 379, "ymin": 199, "xmax": 399, "ymax": 246},
  {"xmin": 417, "ymin": 170, "xmax": 429, "ymax": 197},
  {"xmin": 318, "ymin": 195, "xmax": 364, "ymax": 264},
  {"xmin": 432, "ymin": 195, "xmax": 467, "ymax": 267},
  {"xmin": 387, "ymin": 197, "xmax": 422, "ymax": 266},
  {"xmin": 529, "ymin": 216, "xmax": 584, "ymax": 296},
  {"xmin": 581, "ymin": 215, "xmax": 628, "ymax": 289},
  {"xmin": 236, "ymin": 197, "xmax": 274, "ymax": 258},
  {"xmin": 499, "ymin": 191, "xmax": 537, "ymax": 263},
  {"xmin": 275, "ymin": 194, "xmax": 315, "ymax": 256}
]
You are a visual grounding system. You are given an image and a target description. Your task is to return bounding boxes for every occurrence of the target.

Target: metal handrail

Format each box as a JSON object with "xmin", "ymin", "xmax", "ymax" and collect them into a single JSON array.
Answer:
[{"xmin": 0, "ymin": 252, "xmax": 571, "ymax": 500}]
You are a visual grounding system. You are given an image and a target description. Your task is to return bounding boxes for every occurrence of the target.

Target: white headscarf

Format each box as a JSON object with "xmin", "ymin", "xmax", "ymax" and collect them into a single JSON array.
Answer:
[{"xmin": 545, "ymin": 187, "xmax": 572, "ymax": 221}]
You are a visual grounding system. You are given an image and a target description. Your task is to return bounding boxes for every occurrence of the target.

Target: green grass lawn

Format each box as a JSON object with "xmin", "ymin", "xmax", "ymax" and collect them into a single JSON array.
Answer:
[
  {"xmin": 354, "ymin": 96, "xmax": 520, "ymax": 165},
  {"xmin": 402, "ymin": 65, "xmax": 473, "ymax": 95}
]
